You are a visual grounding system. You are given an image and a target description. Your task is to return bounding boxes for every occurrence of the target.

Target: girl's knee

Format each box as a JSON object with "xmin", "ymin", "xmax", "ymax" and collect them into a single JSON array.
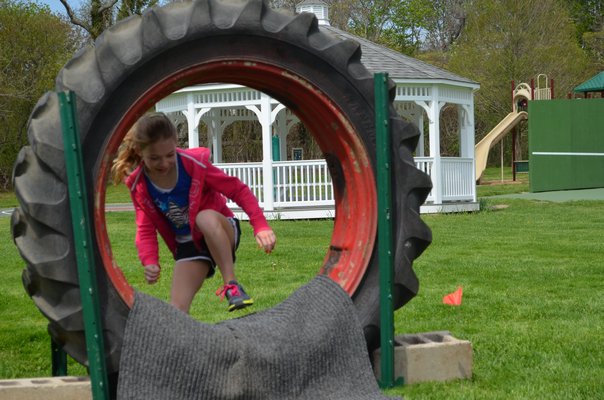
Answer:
[{"xmin": 195, "ymin": 209, "xmax": 221, "ymax": 231}]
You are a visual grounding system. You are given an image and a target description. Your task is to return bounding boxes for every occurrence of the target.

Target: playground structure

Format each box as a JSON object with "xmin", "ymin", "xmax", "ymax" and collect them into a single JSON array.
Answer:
[
  {"xmin": 474, "ymin": 71, "xmax": 604, "ymax": 191},
  {"xmin": 573, "ymin": 70, "xmax": 604, "ymax": 98},
  {"xmin": 474, "ymin": 74, "xmax": 553, "ymax": 181}
]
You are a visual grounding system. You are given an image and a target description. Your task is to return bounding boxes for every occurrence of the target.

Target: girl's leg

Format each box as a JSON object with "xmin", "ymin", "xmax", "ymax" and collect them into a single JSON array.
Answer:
[
  {"xmin": 195, "ymin": 210, "xmax": 236, "ymax": 284},
  {"xmin": 170, "ymin": 259, "xmax": 211, "ymax": 313}
]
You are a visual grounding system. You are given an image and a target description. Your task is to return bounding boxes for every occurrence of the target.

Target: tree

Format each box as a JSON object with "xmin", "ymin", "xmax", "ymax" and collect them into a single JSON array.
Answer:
[
  {"xmin": 448, "ymin": 0, "xmax": 594, "ymax": 156},
  {"xmin": 582, "ymin": 30, "xmax": 604, "ymax": 67},
  {"xmin": 117, "ymin": 0, "xmax": 159, "ymax": 20},
  {"xmin": 59, "ymin": 0, "xmax": 117, "ymax": 40},
  {"xmin": 383, "ymin": 0, "xmax": 434, "ymax": 54},
  {"xmin": 567, "ymin": 0, "xmax": 604, "ymax": 67},
  {"xmin": 271, "ymin": 0, "xmax": 431, "ymax": 54},
  {"xmin": 59, "ymin": 0, "xmax": 158, "ymax": 40},
  {"xmin": 0, "ymin": 0, "xmax": 80, "ymax": 190},
  {"xmin": 342, "ymin": 0, "xmax": 431, "ymax": 54},
  {"xmin": 334, "ymin": 0, "xmax": 460, "ymax": 56},
  {"xmin": 568, "ymin": 0, "xmax": 604, "ymax": 40},
  {"xmin": 420, "ymin": 0, "xmax": 468, "ymax": 52},
  {"xmin": 347, "ymin": 0, "xmax": 396, "ymax": 42},
  {"xmin": 272, "ymin": 0, "xmax": 457, "ymax": 54},
  {"xmin": 268, "ymin": 0, "xmax": 297, "ymax": 12}
]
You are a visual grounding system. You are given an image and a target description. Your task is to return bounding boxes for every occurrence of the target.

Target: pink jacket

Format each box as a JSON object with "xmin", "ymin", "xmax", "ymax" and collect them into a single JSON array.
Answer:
[{"xmin": 125, "ymin": 147, "xmax": 271, "ymax": 267}]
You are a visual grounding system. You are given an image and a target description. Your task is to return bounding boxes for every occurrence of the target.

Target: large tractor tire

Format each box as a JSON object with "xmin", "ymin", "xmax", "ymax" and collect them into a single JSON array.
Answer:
[{"xmin": 11, "ymin": 0, "xmax": 431, "ymax": 375}]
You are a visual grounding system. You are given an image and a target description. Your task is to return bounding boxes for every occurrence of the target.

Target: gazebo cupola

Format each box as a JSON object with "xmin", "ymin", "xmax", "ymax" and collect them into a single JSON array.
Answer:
[{"xmin": 295, "ymin": 0, "xmax": 330, "ymax": 26}]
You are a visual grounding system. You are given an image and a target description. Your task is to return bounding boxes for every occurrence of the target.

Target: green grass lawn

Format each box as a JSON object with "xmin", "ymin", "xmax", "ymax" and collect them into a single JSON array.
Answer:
[
  {"xmin": 1, "ymin": 181, "xmax": 603, "ymax": 399},
  {"xmin": 0, "ymin": 191, "xmax": 18, "ymax": 208},
  {"xmin": 477, "ymin": 166, "xmax": 530, "ymax": 197},
  {"xmin": 104, "ymin": 213, "xmax": 332, "ymax": 323},
  {"xmin": 105, "ymin": 183, "xmax": 131, "ymax": 204},
  {"xmin": 389, "ymin": 198, "xmax": 604, "ymax": 399},
  {"xmin": 481, "ymin": 165, "xmax": 520, "ymax": 182}
]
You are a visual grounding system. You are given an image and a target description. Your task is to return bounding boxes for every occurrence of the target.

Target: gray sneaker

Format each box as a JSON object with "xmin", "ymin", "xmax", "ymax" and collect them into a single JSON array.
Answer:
[{"xmin": 216, "ymin": 280, "xmax": 254, "ymax": 312}]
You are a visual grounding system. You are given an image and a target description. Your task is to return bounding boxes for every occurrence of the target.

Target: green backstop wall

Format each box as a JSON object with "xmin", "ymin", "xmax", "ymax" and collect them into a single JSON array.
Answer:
[{"xmin": 529, "ymin": 99, "xmax": 604, "ymax": 192}]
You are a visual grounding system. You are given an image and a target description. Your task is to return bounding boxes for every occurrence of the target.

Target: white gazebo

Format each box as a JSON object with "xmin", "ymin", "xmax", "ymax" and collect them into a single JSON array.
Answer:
[{"xmin": 155, "ymin": 1, "xmax": 480, "ymax": 218}]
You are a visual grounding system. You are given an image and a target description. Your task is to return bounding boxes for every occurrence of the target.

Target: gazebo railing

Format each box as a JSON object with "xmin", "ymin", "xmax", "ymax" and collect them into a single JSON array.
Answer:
[
  {"xmin": 442, "ymin": 157, "xmax": 475, "ymax": 201},
  {"xmin": 414, "ymin": 157, "xmax": 433, "ymax": 177},
  {"xmin": 215, "ymin": 157, "xmax": 474, "ymax": 209},
  {"xmin": 215, "ymin": 162, "xmax": 265, "ymax": 202},
  {"xmin": 215, "ymin": 160, "xmax": 335, "ymax": 207},
  {"xmin": 414, "ymin": 157, "xmax": 475, "ymax": 202},
  {"xmin": 273, "ymin": 160, "xmax": 334, "ymax": 207}
]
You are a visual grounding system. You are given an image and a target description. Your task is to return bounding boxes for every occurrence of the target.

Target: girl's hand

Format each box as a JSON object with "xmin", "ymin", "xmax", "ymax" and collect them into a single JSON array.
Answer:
[
  {"xmin": 144, "ymin": 264, "xmax": 161, "ymax": 284},
  {"xmin": 255, "ymin": 229, "xmax": 276, "ymax": 254}
]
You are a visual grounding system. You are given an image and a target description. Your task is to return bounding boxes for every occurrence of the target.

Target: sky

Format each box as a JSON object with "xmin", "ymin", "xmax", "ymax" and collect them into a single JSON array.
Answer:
[{"xmin": 36, "ymin": 0, "xmax": 86, "ymax": 16}]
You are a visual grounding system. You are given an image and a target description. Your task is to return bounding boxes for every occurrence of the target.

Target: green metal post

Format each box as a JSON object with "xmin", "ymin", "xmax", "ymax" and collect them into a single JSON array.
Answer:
[
  {"xmin": 58, "ymin": 91, "xmax": 110, "ymax": 400},
  {"xmin": 272, "ymin": 135, "xmax": 281, "ymax": 161},
  {"xmin": 272, "ymin": 136, "xmax": 280, "ymax": 200},
  {"xmin": 51, "ymin": 338, "xmax": 68, "ymax": 376},
  {"xmin": 375, "ymin": 73, "xmax": 403, "ymax": 389}
]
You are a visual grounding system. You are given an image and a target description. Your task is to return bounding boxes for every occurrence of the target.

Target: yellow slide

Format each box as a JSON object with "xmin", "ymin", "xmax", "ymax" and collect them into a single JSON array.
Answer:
[{"xmin": 475, "ymin": 111, "xmax": 528, "ymax": 181}]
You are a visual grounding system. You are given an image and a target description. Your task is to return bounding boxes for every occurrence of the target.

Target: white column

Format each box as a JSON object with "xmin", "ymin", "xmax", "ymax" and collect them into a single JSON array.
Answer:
[
  {"xmin": 458, "ymin": 106, "xmax": 468, "ymax": 158},
  {"xmin": 459, "ymin": 103, "xmax": 475, "ymax": 160},
  {"xmin": 202, "ymin": 110, "xmax": 230, "ymax": 163},
  {"xmin": 209, "ymin": 111, "xmax": 222, "ymax": 162},
  {"xmin": 462, "ymin": 101, "xmax": 477, "ymax": 202},
  {"xmin": 183, "ymin": 94, "xmax": 198, "ymax": 148},
  {"xmin": 416, "ymin": 89, "xmax": 443, "ymax": 205},
  {"xmin": 181, "ymin": 96, "xmax": 211, "ymax": 150},
  {"xmin": 429, "ymin": 99, "xmax": 443, "ymax": 205},
  {"xmin": 246, "ymin": 93, "xmax": 274, "ymax": 211},
  {"xmin": 417, "ymin": 85, "xmax": 444, "ymax": 205},
  {"xmin": 416, "ymin": 112, "xmax": 425, "ymax": 157}
]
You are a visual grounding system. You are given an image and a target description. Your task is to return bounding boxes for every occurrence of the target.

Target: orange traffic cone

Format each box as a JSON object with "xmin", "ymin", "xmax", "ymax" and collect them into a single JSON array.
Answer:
[{"xmin": 443, "ymin": 286, "xmax": 463, "ymax": 306}]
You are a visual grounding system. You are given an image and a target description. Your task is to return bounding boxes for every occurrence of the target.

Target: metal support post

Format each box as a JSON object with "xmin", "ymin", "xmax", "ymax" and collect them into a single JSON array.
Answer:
[
  {"xmin": 375, "ymin": 73, "xmax": 404, "ymax": 388},
  {"xmin": 58, "ymin": 91, "xmax": 110, "ymax": 400},
  {"xmin": 51, "ymin": 338, "xmax": 67, "ymax": 376}
]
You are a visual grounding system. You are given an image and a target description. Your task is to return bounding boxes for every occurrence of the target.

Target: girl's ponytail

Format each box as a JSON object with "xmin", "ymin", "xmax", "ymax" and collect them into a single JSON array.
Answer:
[{"xmin": 111, "ymin": 128, "xmax": 140, "ymax": 185}]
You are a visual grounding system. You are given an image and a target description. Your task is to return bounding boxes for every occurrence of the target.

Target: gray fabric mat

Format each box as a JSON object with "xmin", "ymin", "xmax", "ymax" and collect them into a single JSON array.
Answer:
[{"xmin": 117, "ymin": 275, "xmax": 398, "ymax": 399}]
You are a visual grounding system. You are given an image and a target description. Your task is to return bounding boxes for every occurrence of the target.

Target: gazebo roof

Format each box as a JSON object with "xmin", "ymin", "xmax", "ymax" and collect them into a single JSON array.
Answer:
[
  {"xmin": 574, "ymin": 71, "xmax": 604, "ymax": 93},
  {"xmin": 321, "ymin": 25, "xmax": 478, "ymax": 88}
]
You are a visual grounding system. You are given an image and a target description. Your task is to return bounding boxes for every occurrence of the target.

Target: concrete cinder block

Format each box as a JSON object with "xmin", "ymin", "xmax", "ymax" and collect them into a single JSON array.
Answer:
[
  {"xmin": 373, "ymin": 331, "xmax": 472, "ymax": 384},
  {"xmin": 0, "ymin": 376, "xmax": 91, "ymax": 400}
]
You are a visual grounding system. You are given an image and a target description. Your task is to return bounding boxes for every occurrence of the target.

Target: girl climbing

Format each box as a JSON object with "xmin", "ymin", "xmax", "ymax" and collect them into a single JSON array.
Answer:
[{"xmin": 112, "ymin": 112, "xmax": 276, "ymax": 313}]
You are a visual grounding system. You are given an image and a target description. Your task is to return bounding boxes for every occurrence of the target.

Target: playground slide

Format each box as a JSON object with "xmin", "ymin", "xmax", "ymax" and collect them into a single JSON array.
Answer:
[{"xmin": 475, "ymin": 111, "xmax": 528, "ymax": 181}]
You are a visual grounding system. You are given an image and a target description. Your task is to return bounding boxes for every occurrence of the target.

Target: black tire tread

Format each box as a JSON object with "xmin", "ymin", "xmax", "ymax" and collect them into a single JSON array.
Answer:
[{"xmin": 12, "ymin": 0, "xmax": 431, "ymax": 373}]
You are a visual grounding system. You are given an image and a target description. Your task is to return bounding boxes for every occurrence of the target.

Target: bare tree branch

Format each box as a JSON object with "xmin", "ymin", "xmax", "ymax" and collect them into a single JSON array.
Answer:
[
  {"xmin": 98, "ymin": 0, "xmax": 119, "ymax": 15},
  {"xmin": 59, "ymin": 0, "xmax": 119, "ymax": 38},
  {"xmin": 59, "ymin": 0, "xmax": 91, "ymax": 32}
]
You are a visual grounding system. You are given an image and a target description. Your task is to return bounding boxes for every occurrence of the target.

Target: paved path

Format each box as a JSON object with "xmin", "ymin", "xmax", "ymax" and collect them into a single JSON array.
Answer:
[
  {"xmin": 1, "ymin": 203, "xmax": 135, "ymax": 218},
  {"xmin": 488, "ymin": 187, "xmax": 604, "ymax": 202}
]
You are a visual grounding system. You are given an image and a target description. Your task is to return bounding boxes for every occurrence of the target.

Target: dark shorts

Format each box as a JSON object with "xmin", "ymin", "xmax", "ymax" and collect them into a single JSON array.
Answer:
[{"xmin": 174, "ymin": 218, "xmax": 241, "ymax": 278}]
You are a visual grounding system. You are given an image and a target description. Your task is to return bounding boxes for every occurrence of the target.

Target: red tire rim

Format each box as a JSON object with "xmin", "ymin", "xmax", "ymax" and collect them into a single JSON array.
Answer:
[{"xmin": 95, "ymin": 60, "xmax": 377, "ymax": 308}]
